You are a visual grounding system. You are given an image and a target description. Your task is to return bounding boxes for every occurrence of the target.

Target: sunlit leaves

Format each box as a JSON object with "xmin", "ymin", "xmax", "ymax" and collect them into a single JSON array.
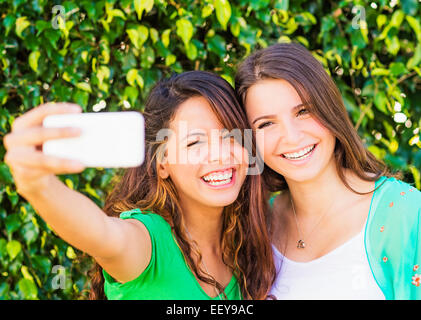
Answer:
[
  {"xmin": 17, "ymin": 278, "xmax": 38, "ymax": 300},
  {"xmin": 134, "ymin": 0, "xmax": 154, "ymax": 20},
  {"xmin": 15, "ymin": 17, "xmax": 30, "ymax": 38},
  {"xmin": 214, "ymin": 0, "xmax": 232, "ymax": 30},
  {"xmin": 6, "ymin": 240, "xmax": 22, "ymax": 260},
  {"xmin": 127, "ymin": 25, "xmax": 149, "ymax": 49},
  {"xmin": 176, "ymin": 19, "xmax": 194, "ymax": 47},
  {"xmin": 126, "ymin": 69, "xmax": 144, "ymax": 88},
  {"xmin": 28, "ymin": 51, "xmax": 41, "ymax": 72}
]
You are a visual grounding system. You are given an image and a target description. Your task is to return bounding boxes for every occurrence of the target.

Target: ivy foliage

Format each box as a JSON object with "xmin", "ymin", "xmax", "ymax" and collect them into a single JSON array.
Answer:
[{"xmin": 0, "ymin": 0, "xmax": 420, "ymax": 299}]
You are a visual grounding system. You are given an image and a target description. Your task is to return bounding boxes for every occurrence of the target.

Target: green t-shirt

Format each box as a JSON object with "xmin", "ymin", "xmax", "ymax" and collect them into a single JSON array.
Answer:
[{"xmin": 102, "ymin": 209, "xmax": 242, "ymax": 300}]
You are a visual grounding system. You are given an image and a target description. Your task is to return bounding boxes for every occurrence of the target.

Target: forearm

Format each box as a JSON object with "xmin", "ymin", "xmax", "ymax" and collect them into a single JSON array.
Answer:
[{"xmin": 21, "ymin": 175, "xmax": 121, "ymax": 258}]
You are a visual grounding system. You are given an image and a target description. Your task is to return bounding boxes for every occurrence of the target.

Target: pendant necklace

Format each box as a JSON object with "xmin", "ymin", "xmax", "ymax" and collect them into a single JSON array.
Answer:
[{"xmin": 290, "ymin": 197, "xmax": 332, "ymax": 249}]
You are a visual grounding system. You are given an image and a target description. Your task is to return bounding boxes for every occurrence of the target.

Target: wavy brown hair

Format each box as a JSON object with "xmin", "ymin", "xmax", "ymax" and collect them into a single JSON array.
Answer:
[
  {"xmin": 89, "ymin": 71, "xmax": 276, "ymax": 300},
  {"xmin": 235, "ymin": 42, "xmax": 396, "ymax": 195}
]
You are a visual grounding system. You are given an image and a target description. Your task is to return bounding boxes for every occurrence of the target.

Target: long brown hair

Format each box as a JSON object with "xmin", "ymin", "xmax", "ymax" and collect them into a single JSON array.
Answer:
[
  {"xmin": 89, "ymin": 71, "xmax": 276, "ymax": 300},
  {"xmin": 235, "ymin": 42, "xmax": 395, "ymax": 194}
]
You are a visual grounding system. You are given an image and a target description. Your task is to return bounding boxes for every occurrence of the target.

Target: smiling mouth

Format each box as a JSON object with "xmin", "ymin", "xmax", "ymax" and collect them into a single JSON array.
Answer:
[
  {"xmin": 281, "ymin": 144, "xmax": 316, "ymax": 160},
  {"xmin": 201, "ymin": 168, "xmax": 234, "ymax": 186}
]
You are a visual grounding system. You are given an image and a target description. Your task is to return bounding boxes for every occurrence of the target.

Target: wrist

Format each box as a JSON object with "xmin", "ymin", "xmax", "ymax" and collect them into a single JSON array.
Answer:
[{"xmin": 18, "ymin": 175, "xmax": 60, "ymax": 200}]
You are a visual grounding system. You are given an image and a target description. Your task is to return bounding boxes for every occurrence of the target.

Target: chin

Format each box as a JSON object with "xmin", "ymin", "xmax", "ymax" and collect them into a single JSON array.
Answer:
[
  {"xmin": 201, "ymin": 192, "xmax": 241, "ymax": 208},
  {"xmin": 270, "ymin": 163, "xmax": 326, "ymax": 184}
]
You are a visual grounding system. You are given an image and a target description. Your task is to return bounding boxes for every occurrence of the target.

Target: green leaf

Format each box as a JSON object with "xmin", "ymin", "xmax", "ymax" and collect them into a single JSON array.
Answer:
[
  {"xmin": 186, "ymin": 42, "xmax": 198, "ymax": 60},
  {"xmin": 165, "ymin": 54, "xmax": 176, "ymax": 66},
  {"xmin": 3, "ymin": 15, "xmax": 16, "ymax": 36},
  {"xmin": 401, "ymin": 0, "xmax": 419, "ymax": 15},
  {"xmin": 126, "ymin": 69, "xmax": 144, "ymax": 88},
  {"xmin": 406, "ymin": 16, "xmax": 421, "ymax": 42},
  {"xmin": 409, "ymin": 165, "xmax": 421, "ymax": 190},
  {"xmin": 72, "ymin": 89, "xmax": 90, "ymax": 109},
  {"xmin": 202, "ymin": 4, "xmax": 214, "ymax": 18},
  {"xmin": 321, "ymin": 16, "xmax": 335, "ymax": 33},
  {"xmin": 0, "ymin": 282, "xmax": 9, "ymax": 299},
  {"xmin": 17, "ymin": 278, "xmax": 38, "ymax": 300},
  {"xmin": 29, "ymin": 51, "xmax": 41, "ymax": 72},
  {"xmin": 66, "ymin": 246, "xmax": 77, "ymax": 259},
  {"xmin": 385, "ymin": 36, "xmax": 400, "ymax": 55},
  {"xmin": 32, "ymin": 255, "xmax": 52, "ymax": 275},
  {"xmin": 214, "ymin": 0, "xmax": 232, "ymax": 30},
  {"xmin": 15, "ymin": 17, "xmax": 31, "ymax": 38},
  {"xmin": 407, "ymin": 43, "xmax": 421, "ymax": 69},
  {"xmin": 6, "ymin": 240, "xmax": 22, "ymax": 260},
  {"xmin": 6, "ymin": 186, "xmax": 18, "ymax": 208},
  {"xmin": 134, "ymin": 0, "xmax": 154, "ymax": 20},
  {"xmin": 0, "ymin": 89, "xmax": 8, "ymax": 106},
  {"xmin": 0, "ymin": 163, "xmax": 14, "ymax": 184},
  {"xmin": 176, "ymin": 19, "xmax": 194, "ymax": 46},
  {"xmin": 5, "ymin": 214, "xmax": 21, "ymax": 235},
  {"xmin": 377, "ymin": 14, "xmax": 387, "ymax": 29},
  {"xmin": 374, "ymin": 91, "xmax": 388, "ymax": 113},
  {"xmin": 390, "ymin": 10, "xmax": 405, "ymax": 28},
  {"xmin": 149, "ymin": 28, "xmax": 159, "ymax": 43},
  {"xmin": 162, "ymin": 29, "xmax": 171, "ymax": 47},
  {"xmin": 390, "ymin": 62, "xmax": 407, "ymax": 76},
  {"xmin": 75, "ymin": 82, "xmax": 92, "ymax": 93},
  {"xmin": 20, "ymin": 222, "xmax": 39, "ymax": 245},
  {"xmin": 0, "ymin": 238, "xmax": 7, "ymax": 259},
  {"xmin": 141, "ymin": 46, "xmax": 155, "ymax": 69},
  {"xmin": 207, "ymin": 34, "xmax": 226, "ymax": 56},
  {"xmin": 124, "ymin": 86, "xmax": 139, "ymax": 106},
  {"xmin": 127, "ymin": 25, "xmax": 149, "ymax": 49}
]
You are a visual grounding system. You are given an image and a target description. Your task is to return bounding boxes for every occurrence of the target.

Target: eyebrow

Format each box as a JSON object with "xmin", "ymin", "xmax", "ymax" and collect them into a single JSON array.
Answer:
[{"xmin": 251, "ymin": 103, "xmax": 306, "ymax": 124}]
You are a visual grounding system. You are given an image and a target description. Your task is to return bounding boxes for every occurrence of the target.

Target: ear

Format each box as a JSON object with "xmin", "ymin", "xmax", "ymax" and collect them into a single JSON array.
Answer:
[
  {"xmin": 158, "ymin": 162, "xmax": 170, "ymax": 179},
  {"xmin": 157, "ymin": 146, "xmax": 170, "ymax": 179}
]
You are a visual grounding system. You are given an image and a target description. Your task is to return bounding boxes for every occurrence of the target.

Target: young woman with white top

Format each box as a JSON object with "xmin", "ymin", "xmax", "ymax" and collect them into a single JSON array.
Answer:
[{"xmin": 235, "ymin": 42, "xmax": 421, "ymax": 300}]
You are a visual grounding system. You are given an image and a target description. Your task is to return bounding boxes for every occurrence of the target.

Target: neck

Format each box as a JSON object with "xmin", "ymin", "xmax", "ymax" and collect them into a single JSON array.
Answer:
[
  {"xmin": 179, "ymin": 197, "xmax": 224, "ymax": 254},
  {"xmin": 285, "ymin": 157, "xmax": 366, "ymax": 219}
]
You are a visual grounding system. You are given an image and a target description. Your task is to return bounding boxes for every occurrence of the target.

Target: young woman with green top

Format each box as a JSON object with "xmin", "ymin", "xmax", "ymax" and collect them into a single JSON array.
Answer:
[
  {"xmin": 234, "ymin": 43, "xmax": 421, "ymax": 299},
  {"xmin": 3, "ymin": 71, "xmax": 276, "ymax": 300}
]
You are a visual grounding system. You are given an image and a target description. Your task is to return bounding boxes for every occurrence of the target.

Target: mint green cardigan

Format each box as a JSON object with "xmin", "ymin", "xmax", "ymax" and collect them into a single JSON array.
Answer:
[{"xmin": 269, "ymin": 176, "xmax": 421, "ymax": 300}]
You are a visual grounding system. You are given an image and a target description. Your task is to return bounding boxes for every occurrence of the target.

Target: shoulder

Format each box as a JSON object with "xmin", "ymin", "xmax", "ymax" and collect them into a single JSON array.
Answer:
[
  {"xmin": 119, "ymin": 209, "xmax": 174, "ymax": 247},
  {"xmin": 120, "ymin": 209, "xmax": 171, "ymax": 230},
  {"xmin": 376, "ymin": 177, "xmax": 421, "ymax": 209},
  {"xmin": 369, "ymin": 176, "xmax": 420, "ymax": 233}
]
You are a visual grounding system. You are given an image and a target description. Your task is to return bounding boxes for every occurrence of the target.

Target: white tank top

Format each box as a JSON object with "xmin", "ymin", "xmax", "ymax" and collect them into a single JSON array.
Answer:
[{"xmin": 270, "ymin": 227, "xmax": 385, "ymax": 300}]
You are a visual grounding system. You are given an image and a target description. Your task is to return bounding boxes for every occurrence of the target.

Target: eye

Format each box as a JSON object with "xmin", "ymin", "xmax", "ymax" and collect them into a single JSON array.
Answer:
[
  {"xmin": 297, "ymin": 107, "xmax": 309, "ymax": 117},
  {"xmin": 257, "ymin": 121, "xmax": 273, "ymax": 129},
  {"xmin": 187, "ymin": 139, "xmax": 202, "ymax": 147}
]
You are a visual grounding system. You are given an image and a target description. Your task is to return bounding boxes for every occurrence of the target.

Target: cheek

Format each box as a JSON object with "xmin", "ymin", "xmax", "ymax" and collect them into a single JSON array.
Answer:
[
  {"xmin": 307, "ymin": 118, "xmax": 335, "ymax": 145},
  {"xmin": 232, "ymin": 142, "xmax": 249, "ymax": 165},
  {"xmin": 168, "ymin": 164, "xmax": 198, "ymax": 185},
  {"xmin": 256, "ymin": 130, "xmax": 276, "ymax": 156}
]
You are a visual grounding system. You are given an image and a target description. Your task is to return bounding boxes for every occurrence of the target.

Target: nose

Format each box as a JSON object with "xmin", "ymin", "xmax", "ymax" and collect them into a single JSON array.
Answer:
[
  {"xmin": 277, "ymin": 119, "xmax": 304, "ymax": 146},
  {"xmin": 208, "ymin": 132, "xmax": 233, "ymax": 165}
]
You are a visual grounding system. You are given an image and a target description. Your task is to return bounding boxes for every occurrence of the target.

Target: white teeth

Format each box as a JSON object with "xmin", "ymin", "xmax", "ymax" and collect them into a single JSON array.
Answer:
[
  {"xmin": 283, "ymin": 145, "xmax": 315, "ymax": 160},
  {"xmin": 202, "ymin": 169, "xmax": 233, "ymax": 185}
]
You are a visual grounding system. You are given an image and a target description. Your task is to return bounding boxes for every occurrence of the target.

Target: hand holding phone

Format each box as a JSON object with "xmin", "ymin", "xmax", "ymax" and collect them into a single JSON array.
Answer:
[{"xmin": 42, "ymin": 111, "xmax": 145, "ymax": 168}]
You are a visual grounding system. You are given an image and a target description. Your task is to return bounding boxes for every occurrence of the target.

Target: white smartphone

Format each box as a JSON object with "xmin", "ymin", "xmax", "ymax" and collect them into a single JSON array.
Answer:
[{"xmin": 42, "ymin": 111, "xmax": 145, "ymax": 168}]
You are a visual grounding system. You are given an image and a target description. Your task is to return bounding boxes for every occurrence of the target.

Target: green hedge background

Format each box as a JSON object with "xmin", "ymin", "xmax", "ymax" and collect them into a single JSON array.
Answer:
[{"xmin": 0, "ymin": 0, "xmax": 420, "ymax": 299}]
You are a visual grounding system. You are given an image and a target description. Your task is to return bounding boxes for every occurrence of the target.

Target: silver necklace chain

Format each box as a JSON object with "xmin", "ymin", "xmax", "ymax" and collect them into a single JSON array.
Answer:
[{"xmin": 290, "ymin": 196, "xmax": 331, "ymax": 249}]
